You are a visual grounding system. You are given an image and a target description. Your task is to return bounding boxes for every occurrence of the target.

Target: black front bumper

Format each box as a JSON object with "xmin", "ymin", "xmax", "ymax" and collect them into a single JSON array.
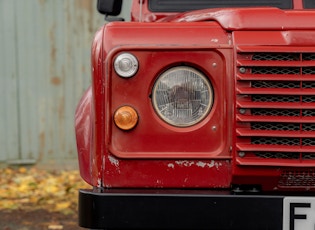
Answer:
[{"xmin": 79, "ymin": 189, "xmax": 284, "ymax": 229}]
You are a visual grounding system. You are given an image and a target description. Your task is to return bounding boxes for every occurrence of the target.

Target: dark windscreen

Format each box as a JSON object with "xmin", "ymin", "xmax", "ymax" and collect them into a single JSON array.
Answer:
[
  {"xmin": 304, "ymin": 0, "xmax": 315, "ymax": 8},
  {"xmin": 149, "ymin": 0, "xmax": 293, "ymax": 12}
]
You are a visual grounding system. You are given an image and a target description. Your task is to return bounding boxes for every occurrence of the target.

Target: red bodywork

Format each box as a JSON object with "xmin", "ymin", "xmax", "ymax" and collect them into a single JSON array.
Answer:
[{"xmin": 76, "ymin": 0, "xmax": 315, "ymax": 191}]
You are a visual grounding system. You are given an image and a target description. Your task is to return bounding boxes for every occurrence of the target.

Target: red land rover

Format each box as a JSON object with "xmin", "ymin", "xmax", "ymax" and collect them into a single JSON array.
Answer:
[{"xmin": 75, "ymin": 0, "xmax": 315, "ymax": 229}]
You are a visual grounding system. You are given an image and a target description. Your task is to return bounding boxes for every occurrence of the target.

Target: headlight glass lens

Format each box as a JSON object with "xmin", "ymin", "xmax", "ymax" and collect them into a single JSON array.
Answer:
[
  {"xmin": 114, "ymin": 53, "xmax": 138, "ymax": 78},
  {"xmin": 152, "ymin": 66, "xmax": 213, "ymax": 127}
]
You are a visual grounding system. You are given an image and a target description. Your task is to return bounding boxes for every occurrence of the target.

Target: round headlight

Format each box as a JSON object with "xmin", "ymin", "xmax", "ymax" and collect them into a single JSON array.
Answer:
[
  {"xmin": 114, "ymin": 53, "xmax": 138, "ymax": 78},
  {"xmin": 152, "ymin": 66, "xmax": 213, "ymax": 127}
]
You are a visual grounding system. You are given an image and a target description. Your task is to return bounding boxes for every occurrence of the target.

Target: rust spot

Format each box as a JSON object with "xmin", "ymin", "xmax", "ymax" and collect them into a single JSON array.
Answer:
[
  {"xmin": 74, "ymin": 0, "xmax": 94, "ymax": 33},
  {"xmin": 51, "ymin": 76, "xmax": 62, "ymax": 86},
  {"xmin": 58, "ymin": 96, "xmax": 65, "ymax": 121},
  {"xmin": 58, "ymin": 97, "xmax": 66, "ymax": 152},
  {"xmin": 49, "ymin": 23, "xmax": 56, "ymax": 61},
  {"xmin": 75, "ymin": 0, "xmax": 93, "ymax": 13},
  {"xmin": 82, "ymin": 65, "xmax": 86, "ymax": 73},
  {"xmin": 38, "ymin": 0, "xmax": 45, "ymax": 5},
  {"xmin": 38, "ymin": 132, "xmax": 45, "ymax": 161}
]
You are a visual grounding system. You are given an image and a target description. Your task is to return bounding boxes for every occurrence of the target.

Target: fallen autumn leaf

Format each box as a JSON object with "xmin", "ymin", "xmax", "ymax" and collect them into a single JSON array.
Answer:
[{"xmin": 0, "ymin": 167, "xmax": 89, "ymax": 215}]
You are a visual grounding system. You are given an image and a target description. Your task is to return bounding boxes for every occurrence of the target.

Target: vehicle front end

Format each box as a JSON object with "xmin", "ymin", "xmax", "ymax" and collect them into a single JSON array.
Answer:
[{"xmin": 76, "ymin": 0, "xmax": 315, "ymax": 229}]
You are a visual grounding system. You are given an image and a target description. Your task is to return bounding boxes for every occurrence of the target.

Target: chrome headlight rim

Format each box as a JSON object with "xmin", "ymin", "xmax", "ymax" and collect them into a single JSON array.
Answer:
[{"xmin": 152, "ymin": 66, "xmax": 214, "ymax": 127}]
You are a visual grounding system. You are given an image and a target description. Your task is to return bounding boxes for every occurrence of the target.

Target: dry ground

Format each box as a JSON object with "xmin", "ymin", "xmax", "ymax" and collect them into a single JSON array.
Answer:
[
  {"xmin": 0, "ymin": 167, "xmax": 89, "ymax": 229},
  {"xmin": 0, "ymin": 209, "xmax": 80, "ymax": 230}
]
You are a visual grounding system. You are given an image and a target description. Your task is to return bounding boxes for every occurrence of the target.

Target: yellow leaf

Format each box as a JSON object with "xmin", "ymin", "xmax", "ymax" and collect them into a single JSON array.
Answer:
[
  {"xmin": 19, "ymin": 167, "xmax": 27, "ymax": 174},
  {"xmin": 0, "ymin": 200, "xmax": 19, "ymax": 210},
  {"xmin": 55, "ymin": 201, "xmax": 71, "ymax": 210},
  {"xmin": 4, "ymin": 168, "xmax": 13, "ymax": 175},
  {"xmin": 0, "ymin": 167, "xmax": 87, "ymax": 214},
  {"xmin": 29, "ymin": 196, "xmax": 40, "ymax": 204},
  {"xmin": 48, "ymin": 225, "xmax": 64, "ymax": 230}
]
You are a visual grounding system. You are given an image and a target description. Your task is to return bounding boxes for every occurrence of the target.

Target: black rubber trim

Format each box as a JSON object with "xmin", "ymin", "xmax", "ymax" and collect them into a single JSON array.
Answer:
[{"xmin": 79, "ymin": 189, "xmax": 284, "ymax": 229}]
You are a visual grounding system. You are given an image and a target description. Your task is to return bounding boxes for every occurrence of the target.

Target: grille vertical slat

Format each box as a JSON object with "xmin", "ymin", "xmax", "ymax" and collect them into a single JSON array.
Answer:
[{"xmin": 236, "ymin": 49, "xmax": 315, "ymax": 164}]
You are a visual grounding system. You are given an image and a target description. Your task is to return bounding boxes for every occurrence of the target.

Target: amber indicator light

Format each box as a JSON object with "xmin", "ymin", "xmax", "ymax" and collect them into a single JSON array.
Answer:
[{"xmin": 114, "ymin": 106, "xmax": 138, "ymax": 130}]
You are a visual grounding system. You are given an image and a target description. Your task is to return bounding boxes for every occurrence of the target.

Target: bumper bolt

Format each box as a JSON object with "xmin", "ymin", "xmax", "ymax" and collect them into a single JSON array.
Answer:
[
  {"xmin": 239, "ymin": 67, "xmax": 246, "ymax": 74},
  {"xmin": 238, "ymin": 152, "xmax": 245, "ymax": 158}
]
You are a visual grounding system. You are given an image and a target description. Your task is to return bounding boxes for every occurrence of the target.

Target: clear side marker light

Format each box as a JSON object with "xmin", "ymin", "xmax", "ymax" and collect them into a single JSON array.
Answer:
[{"xmin": 114, "ymin": 53, "xmax": 138, "ymax": 78}]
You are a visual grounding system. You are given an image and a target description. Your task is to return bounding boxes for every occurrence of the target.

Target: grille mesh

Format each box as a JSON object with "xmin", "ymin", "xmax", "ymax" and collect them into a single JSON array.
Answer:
[
  {"xmin": 251, "ymin": 123, "xmax": 300, "ymax": 131},
  {"xmin": 303, "ymin": 96, "xmax": 315, "ymax": 103},
  {"xmin": 303, "ymin": 138, "xmax": 315, "ymax": 146},
  {"xmin": 303, "ymin": 67, "xmax": 315, "ymax": 74},
  {"xmin": 279, "ymin": 169, "xmax": 315, "ymax": 187},
  {"xmin": 251, "ymin": 137, "xmax": 300, "ymax": 146},
  {"xmin": 255, "ymin": 152, "xmax": 299, "ymax": 159},
  {"xmin": 252, "ymin": 53, "xmax": 299, "ymax": 61},
  {"xmin": 237, "ymin": 50, "xmax": 315, "ymax": 170},
  {"xmin": 252, "ymin": 95, "xmax": 300, "ymax": 103},
  {"xmin": 252, "ymin": 67, "xmax": 300, "ymax": 75},
  {"xmin": 252, "ymin": 81, "xmax": 300, "ymax": 89},
  {"xmin": 303, "ymin": 82, "xmax": 315, "ymax": 88},
  {"xmin": 303, "ymin": 53, "xmax": 315, "ymax": 60},
  {"xmin": 251, "ymin": 109, "xmax": 301, "ymax": 117},
  {"xmin": 303, "ymin": 109, "xmax": 315, "ymax": 116},
  {"xmin": 303, "ymin": 124, "xmax": 315, "ymax": 131}
]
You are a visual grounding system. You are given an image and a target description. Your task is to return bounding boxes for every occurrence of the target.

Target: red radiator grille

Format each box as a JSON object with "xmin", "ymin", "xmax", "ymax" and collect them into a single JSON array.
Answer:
[{"xmin": 236, "ymin": 47, "xmax": 315, "ymax": 166}]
